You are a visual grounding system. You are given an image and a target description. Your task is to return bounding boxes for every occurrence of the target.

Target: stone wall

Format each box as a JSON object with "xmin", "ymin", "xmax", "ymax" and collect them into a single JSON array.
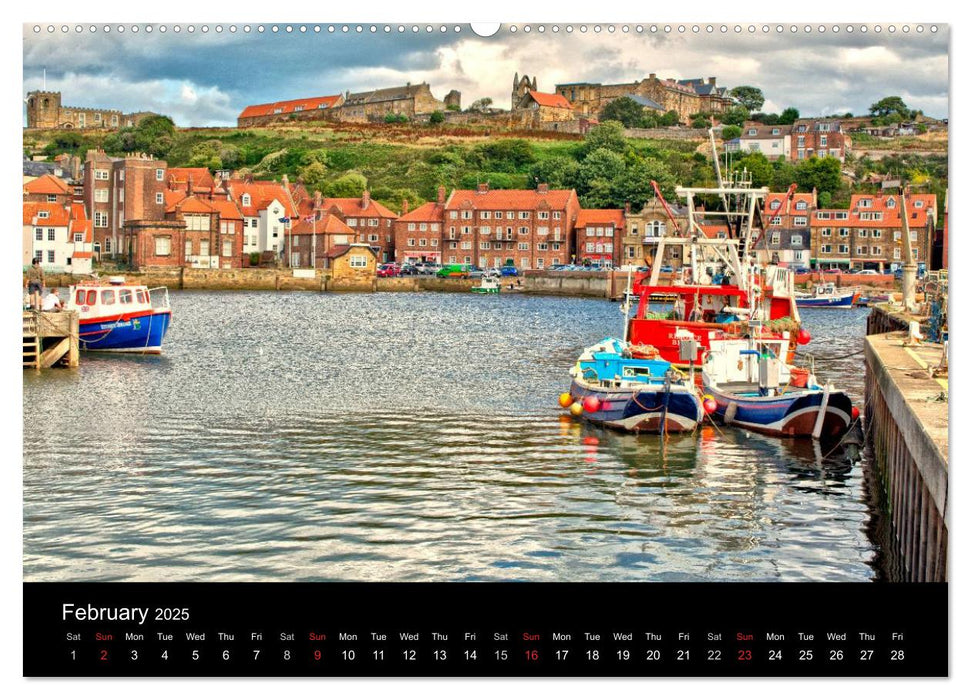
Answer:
[
  {"xmin": 623, "ymin": 127, "xmax": 708, "ymax": 141},
  {"xmin": 521, "ymin": 270, "xmax": 610, "ymax": 298},
  {"xmin": 415, "ymin": 277, "xmax": 476, "ymax": 293}
]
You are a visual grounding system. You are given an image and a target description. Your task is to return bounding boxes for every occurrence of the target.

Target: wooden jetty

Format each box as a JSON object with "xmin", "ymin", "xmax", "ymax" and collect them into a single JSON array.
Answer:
[
  {"xmin": 865, "ymin": 305, "xmax": 947, "ymax": 581},
  {"xmin": 23, "ymin": 310, "xmax": 79, "ymax": 369}
]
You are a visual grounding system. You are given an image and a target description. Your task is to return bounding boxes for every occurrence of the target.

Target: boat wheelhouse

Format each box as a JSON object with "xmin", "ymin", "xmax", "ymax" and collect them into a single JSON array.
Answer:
[{"xmin": 66, "ymin": 277, "xmax": 172, "ymax": 353}]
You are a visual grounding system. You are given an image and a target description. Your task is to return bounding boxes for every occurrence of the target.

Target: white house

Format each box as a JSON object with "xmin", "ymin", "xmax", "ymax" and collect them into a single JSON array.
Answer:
[
  {"xmin": 734, "ymin": 123, "xmax": 793, "ymax": 161},
  {"xmin": 23, "ymin": 202, "xmax": 94, "ymax": 274}
]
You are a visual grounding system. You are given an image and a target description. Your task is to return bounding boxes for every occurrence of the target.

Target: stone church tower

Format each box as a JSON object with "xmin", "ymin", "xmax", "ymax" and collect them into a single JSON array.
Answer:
[
  {"xmin": 26, "ymin": 91, "xmax": 63, "ymax": 129},
  {"xmin": 511, "ymin": 73, "xmax": 538, "ymax": 109}
]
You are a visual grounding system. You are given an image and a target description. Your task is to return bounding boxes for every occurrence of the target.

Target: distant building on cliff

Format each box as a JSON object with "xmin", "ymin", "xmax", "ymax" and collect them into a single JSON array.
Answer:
[{"xmin": 26, "ymin": 91, "xmax": 160, "ymax": 130}]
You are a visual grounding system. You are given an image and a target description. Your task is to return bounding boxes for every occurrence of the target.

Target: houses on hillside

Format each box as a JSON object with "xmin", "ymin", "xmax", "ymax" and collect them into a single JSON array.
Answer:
[{"xmin": 728, "ymin": 119, "xmax": 852, "ymax": 162}]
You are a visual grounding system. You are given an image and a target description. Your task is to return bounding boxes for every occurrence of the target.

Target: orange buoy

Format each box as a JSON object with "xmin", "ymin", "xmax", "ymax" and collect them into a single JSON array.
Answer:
[
  {"xmin": 569, "ymin": 402, "xmax": 584, "ymax": 417},
  {"xmin": 558, "ymin": 392, "xmax": 573, "ymax": 408}
]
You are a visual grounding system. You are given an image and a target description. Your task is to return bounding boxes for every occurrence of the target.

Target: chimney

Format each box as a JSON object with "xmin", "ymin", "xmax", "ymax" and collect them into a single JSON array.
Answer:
[
  {"xmin": 186, "ymin": 175, "xmax": 193, "ymax": 195},
  {"xmin": 649, "ymin": 73, "xmax": 657, "ymax": 80},
  {"xmin": 244, "ymin": 173, "xmax": 254, "ymax": 184},
  {"xmin": 624, "ymin": 201, "xmax": 631, "ymax": 216},
  {"xmin": 401, "ymin": 199, "xmax": 409, "ymax": 215},
  {"xmin": 282, "ymin": 173, "xmax": 289, "ymax": 188},
  {"xmin": 536, "ymin": 182, "xmax": 549, "ymax": 194},
  {"xmin": 437, "ymin": 186, "xmax": 446, "ymax": 205},
  {"xmin": 314, "ymin": 190, "xmax": 322, "ymax": 210},
  {"xmin": 477, "ymin": 183, "xmax": 489, "ymax": 194},
  {"xmin": 708, "ymin": 77, "xmax": 716, "ymax": 86},
  {"xmin": 362, "ymin": 190, "xmax": 371, "ymax": 208}
]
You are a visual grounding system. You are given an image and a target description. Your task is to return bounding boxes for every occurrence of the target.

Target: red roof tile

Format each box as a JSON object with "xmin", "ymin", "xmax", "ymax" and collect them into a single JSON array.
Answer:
[
  {"xmin": 575, "ymin": 208, "xmax": 625, "ymax": 229},
  {"xmin": 289, "ymin": 212, "xmax": 355, "ymax": 235},
  {"xmin": 321, "ymin": 195, "xmax": 398, "ymax": 220},
  {"xmin": 226, "ymin": 180, "xmax": 298, "ymax": 218},
  {"xmin": 812, "ymin": 193, "xmax": 937, "ymax": 228},
  {"xmin": 166, "ymin": 167, "xmax": 216, "ymax": 191},
  {"xmin": 239, "ymin": 95, "xmax": 343, "ymax": 120},
  {"xmin": 323, "ymin": 243, "xmax": 375, "ymax": 259},
  {"xmin": 397, "ymin": 201, "xmax": 445, "ymax": 222},
  {"xmin": 445, "ymin": 188, "xmax": 576, "ymax": 211},
  {"xmin": 527, "ymin": 90, "xmax": 573, "ymax": 110},
  {"xmin": 24, "ymin": 174, "xmax": 71, "ymax": 196},
  {"xmin": 23, "ymin": 202, "xmax": 71, "ymax": 226}
]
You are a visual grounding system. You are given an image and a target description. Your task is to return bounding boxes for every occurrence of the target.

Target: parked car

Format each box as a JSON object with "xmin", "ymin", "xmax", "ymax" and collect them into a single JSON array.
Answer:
[
  {"xmin": 500, "ymin": 266, "xmax": 519, "ymax": 277},
  {"xmin": 400, "ymin": 263, "xmax": 419, "ymax": 276},
  {"xmin": 416, "ymin": 262, "xmax": 441, "ymax": 275},
  {"xmin": 468, "ymin": 266, "xmax": 487, "ymax": 279},
  {"xmin": 436, "ymin": 264, "xmax": 470, "ymax": 278},
  {"xmin": 377, "ymin": 263, "xmax": 400, "ymax": 278},
  {"xmin": 792, "ymin": 266, "xmax": 811, "ymax": 274},
  {"xmin": 484, "ymin": 267, "xmax": 502, "ymax": 278},
  {"xmin": 854, "ymin": 269, "xmax": 879, "ymax": 276}
]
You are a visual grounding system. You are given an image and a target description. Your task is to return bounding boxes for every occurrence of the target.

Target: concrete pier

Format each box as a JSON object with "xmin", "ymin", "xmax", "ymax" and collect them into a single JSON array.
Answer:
[
  {"xmin": 864, "ymin": 328, "xmax": 947, "ymax": 581},
  {"xmin": 23, "ymin": 310, "xmax": 79, "ymax": 369}
]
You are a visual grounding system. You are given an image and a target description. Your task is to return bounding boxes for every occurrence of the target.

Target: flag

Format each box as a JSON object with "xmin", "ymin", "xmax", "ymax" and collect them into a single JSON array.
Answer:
[
  {"xmin": 278, "ymin": 217, "xmax": 290, "ymax": 223},
  {"xmin": 304, "ymin": 214, "xmax": 316, "ymax": 223}
]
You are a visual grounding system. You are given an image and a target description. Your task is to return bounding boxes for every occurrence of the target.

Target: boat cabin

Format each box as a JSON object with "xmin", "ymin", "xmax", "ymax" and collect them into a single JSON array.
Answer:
[
  {"xmin": 574, "ymin": 338, "xmax": 673, "ymax": 387},
  {"xmin": 67, "ymin": 277, "xmax": 167, "ymax": 318}
]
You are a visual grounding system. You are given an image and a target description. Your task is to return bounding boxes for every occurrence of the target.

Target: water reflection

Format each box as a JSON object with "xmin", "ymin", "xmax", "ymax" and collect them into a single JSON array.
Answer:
[{"xmin": 23, "ymin": 293, "xmax": 878, "ymax": 582}]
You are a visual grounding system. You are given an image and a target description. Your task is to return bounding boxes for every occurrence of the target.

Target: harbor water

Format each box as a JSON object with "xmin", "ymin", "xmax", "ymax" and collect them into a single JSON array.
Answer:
[{"xmin": 23, "ymin": 292, "xmax": 882, "ymax": 582}]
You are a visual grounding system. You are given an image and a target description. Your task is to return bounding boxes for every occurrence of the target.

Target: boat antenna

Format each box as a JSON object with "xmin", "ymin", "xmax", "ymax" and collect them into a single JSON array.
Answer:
[{"xmin": 708, "ymin": 123, "xmax": 730, "ymax": 214}]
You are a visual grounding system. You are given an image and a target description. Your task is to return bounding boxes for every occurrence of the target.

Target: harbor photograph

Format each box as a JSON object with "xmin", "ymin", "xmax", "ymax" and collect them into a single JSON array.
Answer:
[{"xmin": 21, "ymin": 21, "xmax": 948, "ymax": 586}]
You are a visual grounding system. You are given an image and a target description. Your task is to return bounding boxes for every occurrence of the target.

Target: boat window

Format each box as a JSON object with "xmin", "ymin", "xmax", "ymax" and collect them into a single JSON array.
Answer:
[
  {"xmin": 136, "ymin": 290, "xmax": 146, "ymax": 304},
  {"xmin": 101, "ymin": 289, "xmax": 116, "ymax": 305},
  {"xmin": 85, "ymin": 290, "xmax": 97, "ymax": 306},
  {"xmin": 119, "ymin": 289, "xmax": 133, "ymax": 304},
  {"xmin": 623, "ymin": 366, "xmax": 652, "ymax": 378},
  {"xmin": 75, "ymin": 290, "xmax": 85, "ymax": 305}
]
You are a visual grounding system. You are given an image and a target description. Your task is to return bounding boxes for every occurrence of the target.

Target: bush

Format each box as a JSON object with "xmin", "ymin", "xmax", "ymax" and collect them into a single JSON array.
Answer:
[
  {"xmin": 429, "ymin": 111, "xmax": 445, "ymax": 125},
  {"xmin": 249, "ymin": 252, "xmax": 261, "ymax": 266}
]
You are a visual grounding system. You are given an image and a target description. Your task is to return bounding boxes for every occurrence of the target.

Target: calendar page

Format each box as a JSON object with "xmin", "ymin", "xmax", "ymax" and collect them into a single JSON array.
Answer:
[{"xmin": 20, "ymin": 16, "xmax": 949, "ymax": 680}]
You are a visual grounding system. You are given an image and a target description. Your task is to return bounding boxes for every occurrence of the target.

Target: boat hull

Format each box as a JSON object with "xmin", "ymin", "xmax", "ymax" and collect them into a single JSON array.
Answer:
[
  {"xmin": 79, "ymin": 309, "xmax": 171, "ymax": 353},
  {"xmin": 795, "ymin": 293, "xmax": 857, "ymax": 309},
  {"xmin": 704, "ymin": 384, "xmax": 853, "ymax": 438},
  {"xmin": 569, "ymin": 379, "xmax": 702, "ymax": 433}
]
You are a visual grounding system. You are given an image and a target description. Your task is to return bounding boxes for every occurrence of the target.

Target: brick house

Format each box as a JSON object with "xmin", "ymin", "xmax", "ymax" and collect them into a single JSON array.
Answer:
[
  {"xmin": 23, "ymin": 174, "xmax": 73, "ymax": 206},
  {"xmin": 758, "ymin": 191, "xmax": 816, "ymax": 267},
  {"xmin": 316, "ymin": 192, "xmax": 399, "ymax": 263},
  {"xmin": 237, "ymin": 94, "xmax": 344, "ymax": 128},
  {"xmin": 127, "ymin": 220, "xmax": 187, "ymax": 269},
  {"xmin": 789, "ymin": 120, "xmax": 851, "ymax": 162},
  {"xmin": 163, "ymin": 192, "xmax": 244, "ymax": 269},
  {"xmin": 286, "ymin": 191, "xmax": 357, "ymax": 268},
  {"xmin": 574, "ymin": 209, "xmax": 625, "ymax": 266},
  {"xmin": 23, "ymin": 201, "xmax": 94, "ymax": 273},
  {"xmin": 83, "ymin": 151, "xmax": 168, "ymax": 261},
  {"xmin": 393, "ymin": 187, "xmax": 447, "ymax": 264},
  {"xmin": 512, "ymin": 90, "xmax": 575, "ymax": 126},
  {"xmin": 442, "ymin": 184, "xmax": 580, "ymax": 270},
  {"xmin": 810, "ymin": 192, "xmax": 937, "ymax": 271}
]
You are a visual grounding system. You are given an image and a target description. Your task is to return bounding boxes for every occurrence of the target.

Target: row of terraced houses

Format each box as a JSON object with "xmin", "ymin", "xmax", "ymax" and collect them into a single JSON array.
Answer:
[{"xmin": 23, "ymin": 151, "xmax": 940, "ymax": 275}]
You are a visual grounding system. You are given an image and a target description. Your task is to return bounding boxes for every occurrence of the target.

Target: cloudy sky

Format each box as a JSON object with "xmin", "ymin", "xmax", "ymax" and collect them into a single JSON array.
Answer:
[{"xmin": 22, "ymin": 22, "xmax": 949, "ymax": 127}]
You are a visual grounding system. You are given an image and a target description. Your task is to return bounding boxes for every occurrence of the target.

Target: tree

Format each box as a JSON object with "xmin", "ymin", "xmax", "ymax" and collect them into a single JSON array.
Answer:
[
  {"xmin": 297, "ymin": 161, "xmax": 328, "ymax": 191},
  {"xmin": 429, "ymin": 110, "xmax": 445, "ymax": 125},
  {"xmin": 729, "ymin": 86, "xmax": 765, "ymax": 112},
  {"xmin": 795, "ymin": 156, "xmax": 842, "ymax": 196},
  {"xmin": 528, "ymin": 156, "xmax": 580, "ymax": 190},
  {"xmin": 599, "ymin": 97, "xmax": 646, "ymax": 128},
  {"xmin": 658, "ymin": 110, "xmax": 680, "ymax": 127},
  {"xmin": 578, "ymin": 121, "xmax": 627, "ymax": 157},
  {"xmin": 778, "ymin": 107, "xmax": 800, "ymax": 125},
  {"xmin": 870, "ymin": 96, "xmax": 909, "ymax": 118},
  {"xmin": 327, "ymin": 172, "xmax": 368, "ymax": 198},
  {"xmin": 468, "ymin": 97, "xmax": 493, "ymax": 112},
  {"xmin": 721, "ymin": 125, "xmax": 742, "ymax": 141},
  {"xmin": 719, "ymin": 106, "xmax": 750, "ymax": 127},
  {"xmin": 732, "ymin": 152, "xmax": 773, "ymax": 188}
]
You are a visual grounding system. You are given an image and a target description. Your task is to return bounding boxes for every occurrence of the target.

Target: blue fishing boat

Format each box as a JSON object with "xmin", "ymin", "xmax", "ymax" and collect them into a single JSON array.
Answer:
[
  {"xmin": 66, "ymin": 278, "xmax": 172, "ymax": 353},
  {"xmin": 701, "ymin": 334, "xmax": 855, "ymax": 439},
  {"xmin": 795, "ymin": 282, "xmax": 859, "ymax": 309},
  {"xmin": 564, "ymin": 337, "xmax": 704, "ymax": 434}
]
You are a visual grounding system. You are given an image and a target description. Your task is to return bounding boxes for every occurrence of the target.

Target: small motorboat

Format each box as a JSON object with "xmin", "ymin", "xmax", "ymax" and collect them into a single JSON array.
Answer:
[
  {"xmin": 471, "ymin": 277, "xmax": 500, "ymax": 294},
  {"xmin": 66, "ymin": 277, "xmax": 172, "ymax": 353},
  {"xmin": 795, "ymin": 282, "xmax": 859, "ymax": 309},
  {"xmin": 563, "ymin": 337, "xmax": 705, "ymax": 434},
  {"xmin": 701, "ymin": 333, "xmax": 855, "ymax": 439}
]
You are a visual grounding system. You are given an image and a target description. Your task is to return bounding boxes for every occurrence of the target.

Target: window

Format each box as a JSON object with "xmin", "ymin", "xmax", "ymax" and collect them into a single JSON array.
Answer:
[
  {"xmin": 872, "ymin": 230, "xmax": 882, "ymax": 238},
  {"xmin": 822, "ymin": 228, "xmax": 832, "ymax": 237},
  {"xmin": 817, "ymin": 212, "xmax": 832, "ymax": 220},
  {"xmin": 835, "ymin": 212, "xmax": 848, "ymax": 220},
  {"xmin": 222, "ymin": 239, "xmax": 233, "ymax": 257},
  {"xmin": 407, "ymin": 238, "xmax": 416, "ymax": 246},
  {"xmin": 185, "ymin": 240, "xmax": 193, "ymax": 256},
  {"xmin": 47, "ymin": 228, "xmax": 56, "ymax": 241},
  {"xmin": 839, "ymin": 228, "xmax": 849, "ymax": 237},
  {"xmin": 520, "ymin": 258, "xmax": 528, "ymax": 268},
  {"xmin": 536, "ymin": 258, "xmax": 545, "ymax": 268},
  {"xmin": 407, "ymin": 223, "xmax": 416, "ymax": 232},
  {"xmin": 537, "ymin": 243, "xmax": 548, "ymax": 251},
  {"xmin": 462, "ymin": 226, "xmax": 471, "ymax": 235},
  {"xmin": 859, "ymin": 229, "xmax": 869, "ymax": 238},
  {"xmin": 770, "ymin": 233, "xmax": 780, "ymax": 245},
  {"xmin": 34, "ymin": 228, "xmax": 43, "ymax": 241},
  {"xmin": 536, "ymin": 227, "xmax": 549, "ymax": 236},
  {"xmin": 104, "ymin": 239, "xmax": 111, "ymax": 253},
  {"xmin": 95, "ymin": 169, "xmax": 109, "ymax": 180},
  {"xmin": 156, "ymin": 192, "xmax": 164, "ymax": 205},
  {"xmin": 519, "ymin": 212, "xmax": 530, "ymax": 219},
  {"xmin": 200, "ymin": 241, "xmax": 210, "ymax": 256},
  {"xmin": 748, "ymin": 128, "xmax": 757, "ymax": 136},
  {"xmin": 493, "ymin": 242, "xmax": 502, "ymax": 250},
  {"xmin": 518, "ymin": 227, "xmax": 529, "ymax": 235},
  {"xmin": 914, "ymin": 200, "xmax": 925, "ymax": 208},
  {"xmin": 820, "ymin": 135, "xmax": 828, "ymax": 147},
  {"xmin": 450, "ymin": 211, "xmax": 458, "ymax": 219},
  {"xmin": 74, "ymin": 233, "xmax": 83, "ymax": 243},
  {"xmin": 822, "ymin": 244, "xmax": 832, "ymax": 253},
  {"xmin": 431, "ymin": 239, "xmax": 438, "ymax": 247},
  {"xmin": 480, "ymin": 211, "xmax": 490, "ymax": 219},
  {"xmin": 893, "ymin": 248, "xmax": 901, "ymax": 260},
  {"xmin": 507, "ymin": 211, "xmax": 515, "ymax": 219},
  {"xmin": 838, "ymin": 244, "xmax": 849, "ymax": 254},
  {"xmin": 368, "ymin": 234, "xmax": 379, "ymax": 243},
  {"xmin": 857, "ymin": 246, "xmax": 868, "ymax": 255},
  {"xmin": 480, "ymin": 241, "xmax": 490, "ymax": 250},
  {"xmin": 155, "ymin": 169, "xmax": 164, "ymax": 181},
  {"xmin": 418, "ymin": 223, "xmax": 428, "ymax": 232},
  {"xmin": 791, "ymin": 234, "xmax": 803, "ymax": 246},
  {"xmin": 155, "ymin": 236, "xmax": 172, "ymax": 256},
  {"xmin": 518, "ymin": 243, "xmax": 529, "ymax": 250},
  {"xmin": 480, "ymin": 226, "xmax": 492, "ymax": 235},
  {"xmin": 859, "ymin": 199, "xmax": 872, "ymax": 208},
  {"xmin": 368, "ymin": 219, "xmax": 378, "ymax": 226},
  {"xmin": 349, "ymin": 255, "xmax": 368, "ymax": 268},
  {"xmin": 795, "ymin": 201, "xmax": 807, "ymax": 211},
  {"xmin": 772, "ymin": 128, "xmax": 780, "ymax": 135},
  {"xmin": 347, "ymin": 218, "xmax": 358, "ymax": 227},
  {"xmin": 494, "ymin": 211, "xmax": 503, "ymax": 219},
  {"xmin": 101, "ymin": 289, "xmax": 116, "ymax": 305},
  {"xmin": 873, "ymin": 246, "xmax": 882, "ymax": 255},
  {"xmin": 794, "ymin": 216, "xmax": 807, "ymax": 226},
  {"xmin": 461, "ymin": 241, "xmax": 471, "ymax": 249},
  {"xmin": 461, "ymin": 211, "xmax": 472, "ymax": 220},
  {"xmin": 95, "ymin": 188, "xmax": 109, "ymax": 202},
  {"xmin": 538, "ymin": 211, "xmax": 549, "ymax": 220},
  {"xmin": 770, "ymin": 200, "xmax": 782, "ymax": 211},
  {"xmin": 771, "ymin": 216, "xmax": 782, "ymax": 225}
]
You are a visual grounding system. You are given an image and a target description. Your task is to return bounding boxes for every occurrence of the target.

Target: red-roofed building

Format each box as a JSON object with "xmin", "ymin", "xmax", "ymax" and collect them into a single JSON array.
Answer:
[
  {"xmin": 393, "ymin": 187, "xmax": 447, "ymax": 264},
  {"xmin": 810, "ymin": 192, "xmax": 937, "ymax": 271},
  {"xmin": 164, "ymin": 194, "xmax": 244, "ymax": 268},
  {"xmin": 225, "ymin": 177, "xmax": 299, "ymax": 260},
  {"xmin": 443, "ymin": 184, "xmax": 580, "ymax": 270},
  {"xmin": 317, "ymin": 191, "xmax": 399, "ymax": 262},
  {"xmin": 238, "ymin": 94, "xmax": 345, "ymax": 128},
  {"xmin": 285, "ymin": 190, "xmax": 358, "ymax": 268},
  {"xmin": 23, "ymin": 174, "xmax": 73, "ymax": 205},
  {"xmin": 758, "ymin": 190, "xmax": 816, "ymax": 268},
  {"xmin": 166, "ymin": 168, "xmax": 223, "ymax": 196},
  {"xmin": 575, "ymin": 209, "xmax": 624, "ymax": 266},
  {"xmin": 23, "ymin": 201, "xmax": 94, "ymax": 273},
  {"xmin": 513, "ymin": 90, "xmax": 575, "ymax": 126}
]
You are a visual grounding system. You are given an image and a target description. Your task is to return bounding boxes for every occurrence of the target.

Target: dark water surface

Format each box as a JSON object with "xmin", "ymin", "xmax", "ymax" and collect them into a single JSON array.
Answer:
[{"xmin": 23, "ymin": 292, "xmax": 878, "ymax": 582}]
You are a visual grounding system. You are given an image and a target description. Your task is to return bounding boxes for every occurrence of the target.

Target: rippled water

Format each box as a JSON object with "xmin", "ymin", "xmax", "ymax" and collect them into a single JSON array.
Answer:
[{"xmin": 23, "ymin": 292, "xmax": 879, "ymax": 582}]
